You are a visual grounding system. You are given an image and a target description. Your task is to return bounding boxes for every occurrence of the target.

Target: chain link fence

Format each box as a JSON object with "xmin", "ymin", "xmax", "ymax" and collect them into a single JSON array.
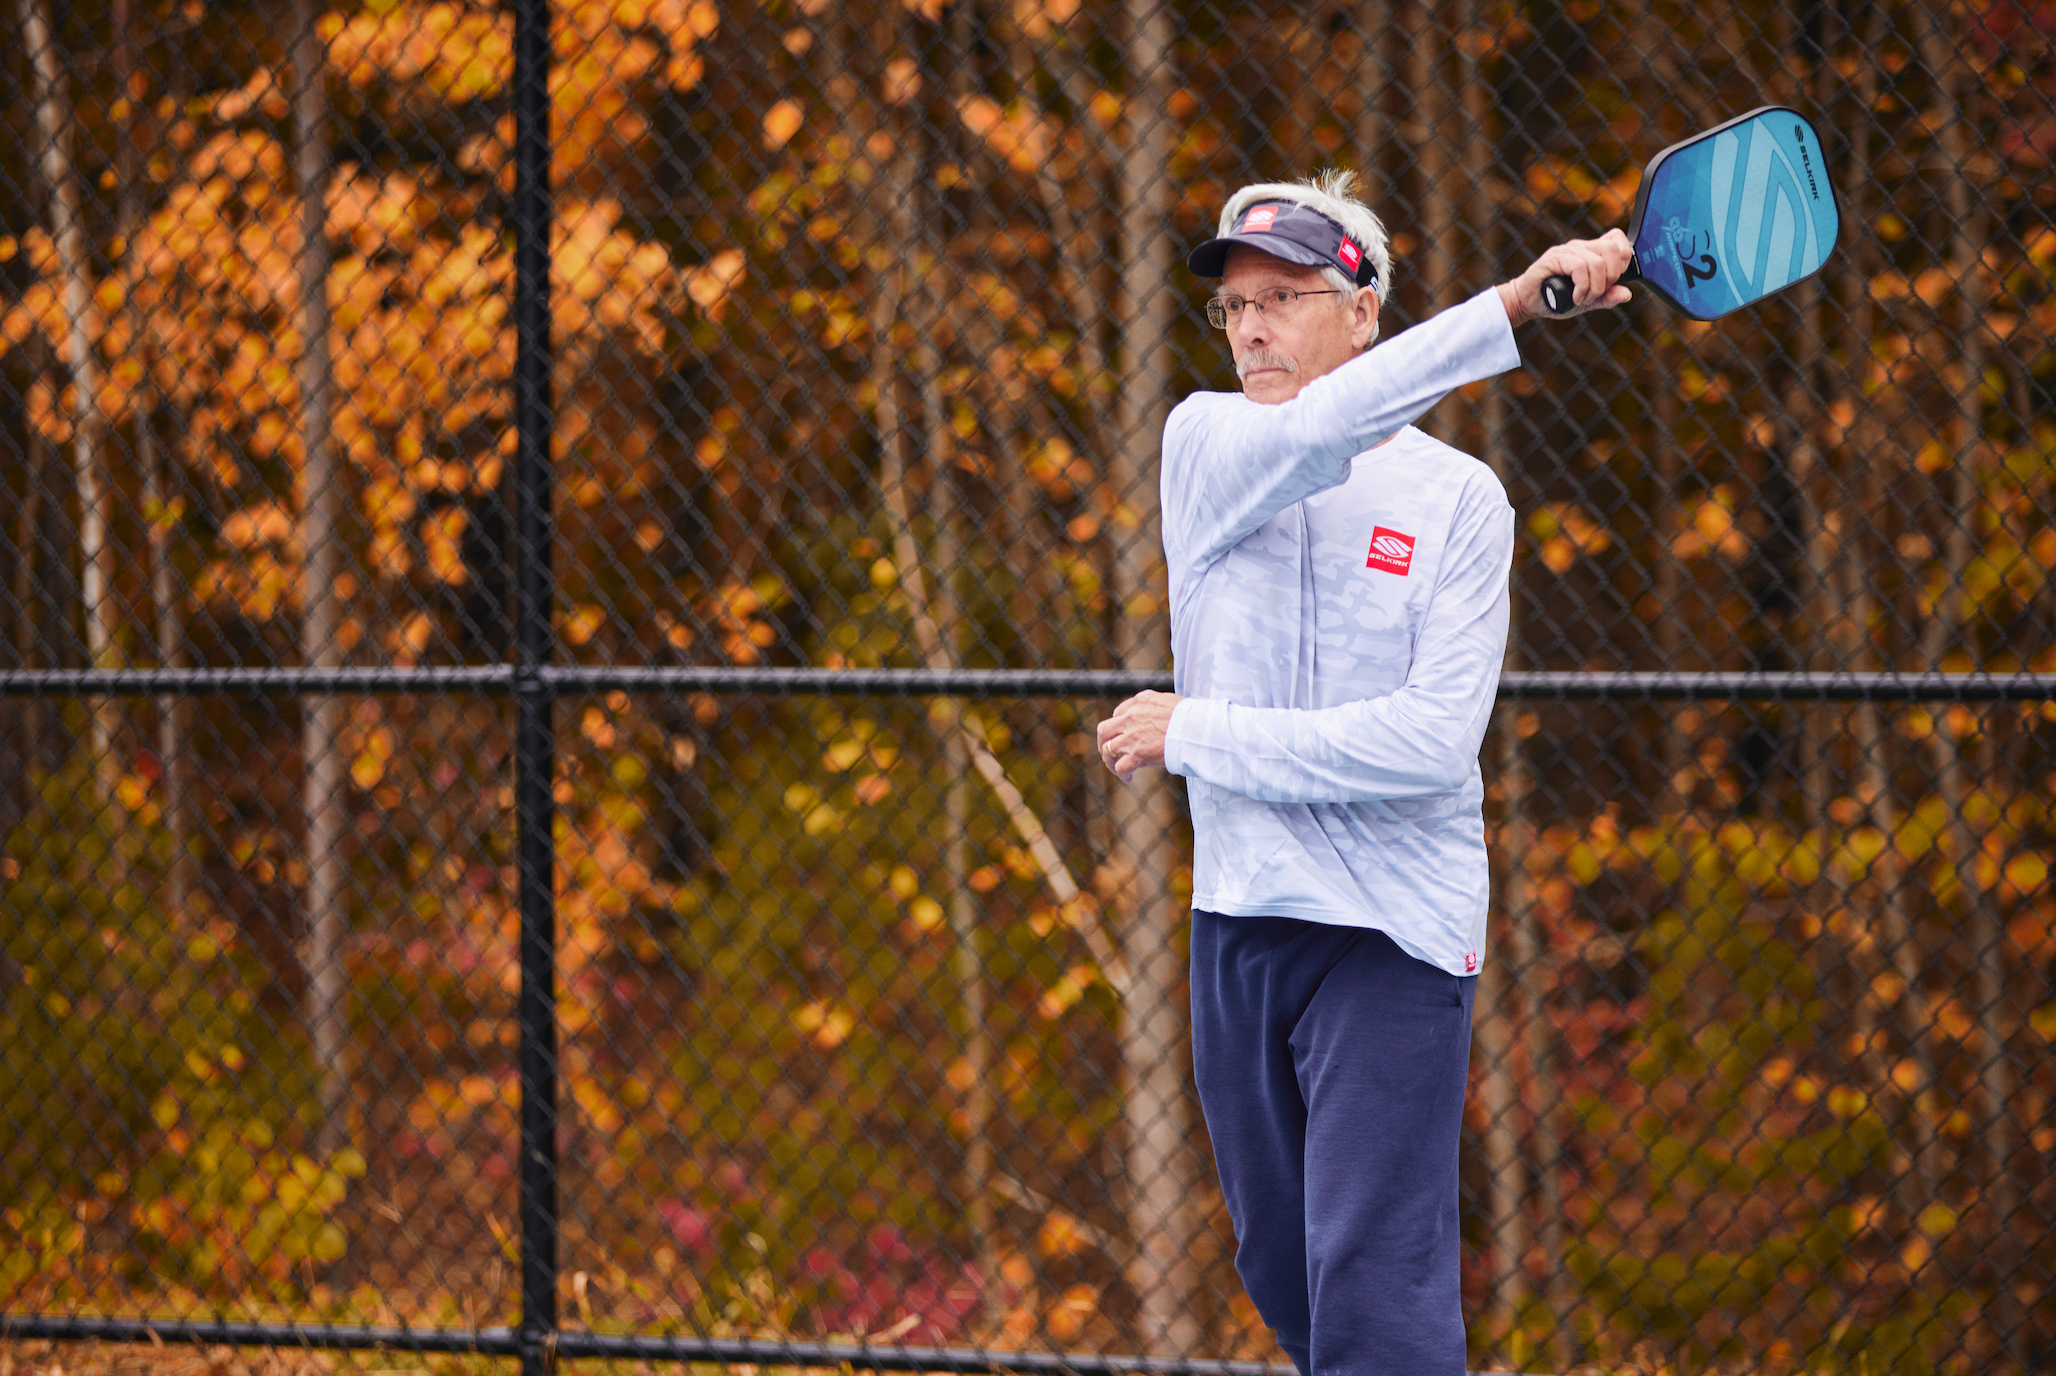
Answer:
[{"xmin": 2, "ymin": 0, "xmax": 2053, "ymax": 1373}]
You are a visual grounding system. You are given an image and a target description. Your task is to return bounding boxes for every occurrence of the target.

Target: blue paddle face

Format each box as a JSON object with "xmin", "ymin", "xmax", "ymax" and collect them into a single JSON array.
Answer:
[{"xmin": 1630, "ymin": 107, "xmax": 1840, "ymax": 320}]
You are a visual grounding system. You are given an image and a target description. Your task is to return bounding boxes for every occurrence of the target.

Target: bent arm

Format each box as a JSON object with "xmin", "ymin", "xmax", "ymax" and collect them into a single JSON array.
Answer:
[
  {"xmin": 1165, "ymin": 495, "xmax": 1514, "ymax": 803},
  {"xmin": 1163, "ymin": 288, "xmax": 1521, "ymax": 571}
]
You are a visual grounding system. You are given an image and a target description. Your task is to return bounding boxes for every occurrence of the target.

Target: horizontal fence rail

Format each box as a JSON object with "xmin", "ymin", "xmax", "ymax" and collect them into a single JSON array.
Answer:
[
  {"xmin": 0, "ymin": 1317, "xmax": 1302, "ymax": 1376},
  {"xmin": 2, "ymin": 668, "xmax": 2055, "ymax": 701}
]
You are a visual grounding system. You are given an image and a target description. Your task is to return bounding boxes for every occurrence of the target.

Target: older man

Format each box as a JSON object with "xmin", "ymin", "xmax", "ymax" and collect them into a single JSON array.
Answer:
[{"xmin": 1095, "ymin": 170, "xmax": 1632, "ymax": 1376}]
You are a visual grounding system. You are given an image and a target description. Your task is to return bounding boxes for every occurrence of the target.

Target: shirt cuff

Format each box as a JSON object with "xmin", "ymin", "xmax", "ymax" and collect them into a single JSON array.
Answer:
[
  {"xmin": 1468, "ymin": 285, "xmax": 1524, "ymax": 374},
  {"xmin": 1163, "ymin": 698, "xmax": 1215, "ymax": 778}
]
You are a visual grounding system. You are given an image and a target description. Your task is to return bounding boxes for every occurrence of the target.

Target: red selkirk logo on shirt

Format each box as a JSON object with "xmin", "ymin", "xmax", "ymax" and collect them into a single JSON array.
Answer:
[{"xmin": 1365, "ymin": 526, "xmax": 1416, "ymax": 575}]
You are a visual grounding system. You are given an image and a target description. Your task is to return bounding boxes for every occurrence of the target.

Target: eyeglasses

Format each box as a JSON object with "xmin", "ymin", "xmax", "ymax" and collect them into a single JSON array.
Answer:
[{"xmin": 1204, "ymin": 286, "xmax": 1344, "ymax": 330}]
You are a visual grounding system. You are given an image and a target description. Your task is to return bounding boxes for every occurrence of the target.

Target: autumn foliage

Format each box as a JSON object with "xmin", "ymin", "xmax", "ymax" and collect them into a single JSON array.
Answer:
[{"xmin": 3, "ymin": 0, "xmax": 2055, "ymax": 1374}]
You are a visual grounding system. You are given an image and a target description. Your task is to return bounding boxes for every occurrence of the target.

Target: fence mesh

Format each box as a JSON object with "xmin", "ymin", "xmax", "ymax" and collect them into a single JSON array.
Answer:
[{"xmin": 2, "ymin": 0, "xmax": 2054, "ymax": 1373}]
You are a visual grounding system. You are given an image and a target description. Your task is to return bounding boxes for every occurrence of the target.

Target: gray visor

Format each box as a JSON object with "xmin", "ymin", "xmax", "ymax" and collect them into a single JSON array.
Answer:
[{"xmin": 1187, "ymin": 200, "xmax": 1377, "ymax": 287}]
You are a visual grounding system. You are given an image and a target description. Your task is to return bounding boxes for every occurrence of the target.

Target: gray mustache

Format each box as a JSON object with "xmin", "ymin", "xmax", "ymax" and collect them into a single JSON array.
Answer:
[{"xmin": 1235, "ymin": 348, "xmax": 1300, "ymax": 380}]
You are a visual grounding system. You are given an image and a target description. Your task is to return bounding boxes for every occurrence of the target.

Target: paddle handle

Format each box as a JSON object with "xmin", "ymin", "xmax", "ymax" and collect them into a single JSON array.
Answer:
[{"xmin": 1540, "ymin": 252, "xmax": 1642, "ymax": 316}]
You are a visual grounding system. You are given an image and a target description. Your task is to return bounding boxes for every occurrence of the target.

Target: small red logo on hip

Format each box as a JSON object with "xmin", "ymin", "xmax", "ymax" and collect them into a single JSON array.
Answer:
[
  {"xmin": 1366, "ymin": 526, "xmax": 1415, "ymax": 575},
  {"xmin": 1338, "ymin": 239, "xmax": 1361, "ymax": 272},
  {"xmin": 1465, "ymin": 951, "xmax": 1478, "ymax": 973}
]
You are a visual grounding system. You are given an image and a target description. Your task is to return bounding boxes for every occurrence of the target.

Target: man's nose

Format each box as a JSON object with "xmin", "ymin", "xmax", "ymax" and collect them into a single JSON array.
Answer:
[{"xmin": 1230, "ymin": 301, "xmax": 1269, "ymax": 349}]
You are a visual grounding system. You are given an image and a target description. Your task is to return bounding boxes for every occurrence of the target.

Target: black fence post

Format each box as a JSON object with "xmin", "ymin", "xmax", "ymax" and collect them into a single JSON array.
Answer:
[{"xmin": 512, "ymin": 0, "xmax": 558, "ymax": 1371}]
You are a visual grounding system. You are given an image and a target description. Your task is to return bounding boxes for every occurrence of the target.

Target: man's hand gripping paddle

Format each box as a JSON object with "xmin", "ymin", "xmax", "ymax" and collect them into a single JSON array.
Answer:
[{"xmin": 1540, "ymin": 106, "xmax": 1842, "ymax": 320}]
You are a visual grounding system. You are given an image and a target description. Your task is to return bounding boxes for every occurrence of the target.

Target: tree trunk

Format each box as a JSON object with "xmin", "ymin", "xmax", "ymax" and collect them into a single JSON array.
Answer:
[
  {"xmin": 1110, "ymin": 0, "xmax": 1200, "ymax": 1354},
  {"xmin": 1457, "ymin": 8, "xmax": 1532, "ymax": 1355},
  {"xmin": 21, "ymin": 0, "xmax": 121, "ymax": 801},
  {"xmin": 291, "ymin": 0, "xmax": 351, "ymax": 1160},
  {"xmin": 10, "ymin": 417, "xmax": 48, "ymax": 807},
  {"xmin": 1352, "ymin": 0, "xmax": 1386, "ymax": 203},
  {"xmin": 914, "ymin": 32, "xmax": 998, "ymax": 1304},
  {"xmin": 111, "ymin": 0, "xmax": 194, "ymax": 920},
  {"xmin": 1912, "ymin": 5, "xmax": 2018, "ymax": 1361}
]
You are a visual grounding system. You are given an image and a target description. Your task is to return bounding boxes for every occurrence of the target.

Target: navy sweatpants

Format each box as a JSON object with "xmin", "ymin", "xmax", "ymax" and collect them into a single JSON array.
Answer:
[{"xmin": 1190, "ymin": 911, "xmax": 1477, "ymax": 1376}]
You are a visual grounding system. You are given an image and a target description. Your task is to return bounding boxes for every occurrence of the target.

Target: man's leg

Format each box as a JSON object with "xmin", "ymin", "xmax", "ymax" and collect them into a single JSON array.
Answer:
[
  {"xmin": 1190, "ymin": 910, "xmax": 1360, "ymax": 1376},
  {"xmin": 1294, "ymin": 928, "xmax": 1476, "ymax": 1376}
]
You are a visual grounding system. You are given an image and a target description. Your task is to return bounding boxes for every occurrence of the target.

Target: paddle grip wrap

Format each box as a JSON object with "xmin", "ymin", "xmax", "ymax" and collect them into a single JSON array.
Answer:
[{"xmin": 1541, "ymin": 273, "xmax": 1576, "ymax": 315}]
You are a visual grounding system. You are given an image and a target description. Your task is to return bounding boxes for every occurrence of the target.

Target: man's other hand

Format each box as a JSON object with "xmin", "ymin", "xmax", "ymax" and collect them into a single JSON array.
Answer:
[
  {"xmin": 1497, "ymin": 228, "xmax": 1635, "ymax": 325},
  {"xmin": 1096, "ymin": 691, "xmax": 1183, "ymax": 782}
]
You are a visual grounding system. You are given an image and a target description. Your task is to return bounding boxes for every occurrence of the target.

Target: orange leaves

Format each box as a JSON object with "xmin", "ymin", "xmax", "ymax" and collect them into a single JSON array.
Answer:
[
  {"xmin": 882, "ymin": 58, "xmax": 923, "ymax": 106},
  {"xmin": 1522, "ymin": 157, "xmax": 1641, "ymax": 222},
  {"xmin": 1526, "ymin": 502, "xmax": 1614, "ymax": 573},
  {"xmin": 219, "ymin": 501, "xmax": 297, "ymax": 552},
  {"xmin": 763, "ymin": 99, "xmax": 805, "ymax": 150},
  {"xmin": 552, "ymin": 198, "xmax": 703, "ymax": 336},
  {"xmin": 1673, "ymin": 487, "xmax": 1750, "ymax": 562},
  {"xmin": 956, "ymin": 95, "xmax": 1056, "ymax": 176},
  {"xmin": 685, "ymin": 249, "xmax": 747, "ymax": 319},
  {"xmin": 323, "ymin": 3, "xmax": 514, "ymax": 102},
  {"xmin": 1012, "ymin": 0, "xmax": 1080, "ymax": 39}
]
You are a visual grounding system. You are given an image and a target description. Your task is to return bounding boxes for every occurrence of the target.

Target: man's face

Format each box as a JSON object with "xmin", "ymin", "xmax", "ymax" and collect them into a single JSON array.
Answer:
[{"xmin": 1220, "ymin": 245, "xmax": 1380, "ymax": 405}]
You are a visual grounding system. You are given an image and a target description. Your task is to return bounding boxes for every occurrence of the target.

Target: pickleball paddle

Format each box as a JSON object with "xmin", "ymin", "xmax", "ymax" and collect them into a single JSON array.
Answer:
[{"xmin": 1540, "ymin": 105, "xmax": 1841, "ymax": 320}]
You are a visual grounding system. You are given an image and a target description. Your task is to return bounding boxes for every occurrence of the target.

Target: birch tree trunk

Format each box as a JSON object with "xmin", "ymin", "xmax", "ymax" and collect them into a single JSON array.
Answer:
[
  {"xmin": 291, "ymin": 0, "xmax": 351, "ymax": 1159},
  {"xmin": 1111, "ymin": 0, "xmax": 1199, "ymax": 1352},
  {"xmin": 21, "ymin": 0, "xmax": 121, "ymax": 804}
]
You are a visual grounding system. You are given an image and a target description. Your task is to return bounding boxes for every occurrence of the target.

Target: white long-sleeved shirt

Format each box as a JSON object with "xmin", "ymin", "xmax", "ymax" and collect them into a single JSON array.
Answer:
[{"xmin": 1161, "ymin": 287, "xmax": 1522, "ymax": 975}]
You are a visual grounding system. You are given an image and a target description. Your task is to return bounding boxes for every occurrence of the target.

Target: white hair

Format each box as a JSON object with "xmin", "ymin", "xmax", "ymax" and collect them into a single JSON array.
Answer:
[{"xmin": 1217, "ymin": 169, "xmax": 1395, "ymax": 309}]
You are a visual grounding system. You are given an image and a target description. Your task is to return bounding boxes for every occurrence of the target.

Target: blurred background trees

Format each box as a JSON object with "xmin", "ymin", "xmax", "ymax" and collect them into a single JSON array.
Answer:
[{"xmin": 2, "ymin": 0, "xmax": 2054, "ymax": 1372}]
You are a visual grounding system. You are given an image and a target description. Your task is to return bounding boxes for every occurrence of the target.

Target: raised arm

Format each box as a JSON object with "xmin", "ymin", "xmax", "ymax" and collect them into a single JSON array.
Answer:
[{"xmin": 1162, "ymin": 288, "xmax": 1520, "ymax": 573}]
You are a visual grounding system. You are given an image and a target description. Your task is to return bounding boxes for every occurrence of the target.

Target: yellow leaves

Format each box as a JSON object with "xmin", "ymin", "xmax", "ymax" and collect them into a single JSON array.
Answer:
[
  {"xmin": 763, "ymin": 100, "xmax": 805, "ymax": 151},
  {"xmin": 1523, "ymin": 158, "xmax": 1640, "ymax": 221},
  {"xmin": 562, "ymin": 604, "xmax": 606, "ymax": 646},
  {"xmin": 1673, "ymin": 488, "xmax": 1750, "ymax": 562},
  {"xmin": 794, "ymin": 1000, "xmax": 857, "ymax": 1049},
  {"xmin": 1037, "ymin": 1209, "xmax": 1092, "ymax": 1257},
  {"xmin": 1037, "ymin": 963, "xmax": 1098, "ymax": 1020},
  {"xmin": 2004, "ymin": 851, "xmax": 2050, "ymax": 896},
  {"xmin": 1527, "ymin": 502, "xmax": 1613, "ymax": 573},
  {"xmin": 422, "ymin": 507, "xmax": 471, "ymax": 585},
  {"xmin": 326, "ymin": 3, "xmax": 514, "ymax": 101},
  {"xmin": 352, "ymin": 726, "xmax": 396, "ymax": 790}
]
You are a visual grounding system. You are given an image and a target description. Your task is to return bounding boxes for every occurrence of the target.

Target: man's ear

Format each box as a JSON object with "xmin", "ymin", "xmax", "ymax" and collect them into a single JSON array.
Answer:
[{"xmin": 1352, "ymin": 286, "xmax": 1380, "ymax": 350}]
